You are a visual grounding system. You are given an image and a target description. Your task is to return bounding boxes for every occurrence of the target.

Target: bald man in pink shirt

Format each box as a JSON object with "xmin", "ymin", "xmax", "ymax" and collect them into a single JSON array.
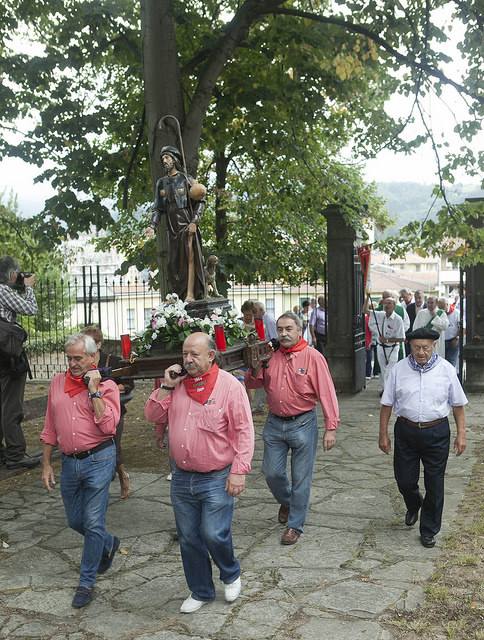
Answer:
[
  {"xmin": 246, "ymin": 311, "xmax": 339, "ymax": 545},
  {"xmin": 145, "ymin": 332, "xmax": 254, "ymax": 614}
]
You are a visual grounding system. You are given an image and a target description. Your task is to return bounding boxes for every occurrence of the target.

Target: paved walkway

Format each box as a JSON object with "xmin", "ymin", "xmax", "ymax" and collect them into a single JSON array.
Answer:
[{"xmin": 1, "ymin": 383, "xmax": 482, "ymax": 640}]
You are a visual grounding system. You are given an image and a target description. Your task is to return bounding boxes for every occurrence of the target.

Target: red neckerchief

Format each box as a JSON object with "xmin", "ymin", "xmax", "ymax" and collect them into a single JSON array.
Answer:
[
  {"xmin": 64, "ymin": 366, "xmax": 95, "ymax": 397},
  {"xmin": 279, "ymin": 338, "xmax": 308, "ymax": 354},
  {"xmin": 183, "ymin": 363, "xmax": 219, "ymax": 404},
  {"xmin": 448, "ymin": 303, "xmax": 455, "ymax": 314}
]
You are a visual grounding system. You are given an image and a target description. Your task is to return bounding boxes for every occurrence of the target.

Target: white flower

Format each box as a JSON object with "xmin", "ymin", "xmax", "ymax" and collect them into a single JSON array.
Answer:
[
  {"xmin": 156, "ymin": 316, "xmax": 167, "ymax": 329},
  {"xmin": 152, "ymin": 331, "xmax": 158, "ymax": 339}
]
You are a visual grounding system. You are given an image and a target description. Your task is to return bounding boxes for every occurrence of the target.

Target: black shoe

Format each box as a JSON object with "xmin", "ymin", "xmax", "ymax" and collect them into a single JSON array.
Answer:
[
  {"xmin": 420, "ymin": 535, "xmax": 436, "ymax": 548},
  {"xmin": 98, "ymin": 536, "xmax": 120, "ymax": 574},
  {"xmin": 405, "ymin": 493, "xmax": 423, "ymax": 526},
  {"xmin": 5, "ymin": 456, "xmax": 41, "ymax": 470},
  {"xmin": 72, "ymin": 586, "xmax": 93, "ymax": 608}
]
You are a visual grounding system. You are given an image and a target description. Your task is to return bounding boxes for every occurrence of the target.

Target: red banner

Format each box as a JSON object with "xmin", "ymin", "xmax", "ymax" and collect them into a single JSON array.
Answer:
[{"xmin": 357, "ymin": 245, "xmax": 371, "ymax": 292}]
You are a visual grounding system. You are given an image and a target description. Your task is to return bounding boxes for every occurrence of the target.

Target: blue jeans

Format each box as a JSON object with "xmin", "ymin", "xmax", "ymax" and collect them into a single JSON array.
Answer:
[
  {"xmin": 262, "ymin": 409, "xmax": 318, "ymax": 532},
  {"xmin": 60, "ymin": 443, "xmax": 116, "ymax": 588},
  {"xmin": 171, "ymin": 465, "xmax": 240, "ymax": 602}
]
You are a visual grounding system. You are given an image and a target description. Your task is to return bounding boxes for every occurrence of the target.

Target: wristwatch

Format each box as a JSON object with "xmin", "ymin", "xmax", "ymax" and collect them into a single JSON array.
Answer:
[
  {"xmin": 88, "ymin": 391, "xmax": 103, "ymax": 400},
  {"xmin": 160, "ymin": 384, "xmax": 175, "ymax": 391}
]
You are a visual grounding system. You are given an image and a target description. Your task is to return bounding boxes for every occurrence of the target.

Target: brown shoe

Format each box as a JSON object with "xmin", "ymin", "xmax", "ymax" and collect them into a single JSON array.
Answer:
[
  {"xmin": 278, "ymin": 504, "xmax": 289, "ymax": 524},
  {"xmin": 281, "ymin": 528, "xmax": 301, "ymax": 545}
]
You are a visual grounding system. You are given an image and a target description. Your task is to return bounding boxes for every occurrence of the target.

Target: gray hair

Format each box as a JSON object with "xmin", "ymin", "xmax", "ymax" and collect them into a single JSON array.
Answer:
[
  {"xmin": 277, "ymin": 311, "xmax": 302, "ymax": 330},
  {"xmin": 65, "ymin": 333, "xmax": 97, "ymax": 356},
  {"xmin": 0, "ymin": 256, "xmax": 19, "ymax": 284}
]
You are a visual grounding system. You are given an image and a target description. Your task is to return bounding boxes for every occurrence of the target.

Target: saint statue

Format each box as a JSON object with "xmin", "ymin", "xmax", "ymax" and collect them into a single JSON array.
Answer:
[{"xmin": 146, "ymin": 146, "xmax": 206, "ymax": 301}]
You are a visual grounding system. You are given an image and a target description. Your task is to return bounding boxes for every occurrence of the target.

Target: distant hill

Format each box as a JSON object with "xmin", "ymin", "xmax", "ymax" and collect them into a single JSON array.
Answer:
[{"xmin": 375, "ymin": 182, "xmax": 483, "ymax": 238}]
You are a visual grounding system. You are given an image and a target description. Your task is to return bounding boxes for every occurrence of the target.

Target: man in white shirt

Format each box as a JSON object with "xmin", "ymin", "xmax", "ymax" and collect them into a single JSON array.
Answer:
[
  {"xmin": 413, "ymin": 296, "xmax": 449, "ymax": 357},
  {"xmin": 442, "ymin": 299, "xmax": 460, "ymax": 368},
  {"xmin": 379, "ymin": 327, "xmax": 467, "ymax": 548},
  {"xmin": 366, "ymin": 297, "xmax": 405, "ymax": 394}
]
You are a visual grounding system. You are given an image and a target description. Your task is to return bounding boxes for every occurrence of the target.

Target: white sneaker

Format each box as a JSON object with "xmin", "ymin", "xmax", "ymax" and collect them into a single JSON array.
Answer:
[
  {"xmin": 180, "ymin": 595, "xmax": 207, "ymax": 613},
  {"xmin": 224, "ymin": 577, "xmax": 241, "ymax": 603}
]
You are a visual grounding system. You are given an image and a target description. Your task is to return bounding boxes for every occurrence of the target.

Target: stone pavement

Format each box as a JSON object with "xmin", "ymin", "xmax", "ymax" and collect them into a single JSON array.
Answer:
[{"xmin": 1, "ymin": 383, "xmax": 482, "ymax": 640}]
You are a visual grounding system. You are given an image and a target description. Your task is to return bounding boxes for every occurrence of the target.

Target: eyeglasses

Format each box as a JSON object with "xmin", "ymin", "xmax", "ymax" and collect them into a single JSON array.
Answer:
[{"xmin": 412, "ymin": 345, "xmax": 433, "ymax": 353}]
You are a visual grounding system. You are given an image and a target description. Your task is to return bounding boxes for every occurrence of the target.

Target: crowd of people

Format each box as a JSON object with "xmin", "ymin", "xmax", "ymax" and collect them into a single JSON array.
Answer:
[
  {"xmin": 0, "ymin": 258, "xmax": 468, "ymax": 614},
  {"xmin": 364, "ymin": 288, "xmax": 462, "ymax": 395}
]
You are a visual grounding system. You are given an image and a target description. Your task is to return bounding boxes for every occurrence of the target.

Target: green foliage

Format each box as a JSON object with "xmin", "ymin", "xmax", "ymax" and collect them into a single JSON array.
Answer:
[
  {"xmin": 0, "ymin": 195, "xmax": 71, "ymax": 332},
  {"xmin": 377, "ymin": 200, "xmax": 484, "ymax": 268},
  {"xmin": 0, "ymin": 0, "xmax": 482, "ymax": 276}
]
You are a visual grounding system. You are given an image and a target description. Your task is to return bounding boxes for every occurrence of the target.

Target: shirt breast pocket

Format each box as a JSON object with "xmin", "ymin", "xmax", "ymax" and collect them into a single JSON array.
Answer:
[{"xmin": 199, "ymin": 405, "xmax": 225, "ymax": 432}]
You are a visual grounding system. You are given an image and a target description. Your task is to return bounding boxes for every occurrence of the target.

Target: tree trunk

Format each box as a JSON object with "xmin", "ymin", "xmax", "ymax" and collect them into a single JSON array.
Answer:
[
  {"xmin": 215, "ymin": 152, "xmax": 230, "ymax": 248},
  {"xmin": 141, "ymin": 0, "xmax": 185, "ymax": 295}
]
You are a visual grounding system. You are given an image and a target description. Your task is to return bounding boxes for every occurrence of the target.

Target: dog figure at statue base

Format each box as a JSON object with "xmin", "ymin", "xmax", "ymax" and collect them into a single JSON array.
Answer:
[{"xmin": 204, "ymin": 255, "xmax": 221, "ymax": 298}]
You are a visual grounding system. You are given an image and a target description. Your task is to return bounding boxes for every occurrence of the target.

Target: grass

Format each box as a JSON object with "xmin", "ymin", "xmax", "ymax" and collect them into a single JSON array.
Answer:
[{"xmin": 385, "ymin": 442, "xmax": 484, "ymax": 640}]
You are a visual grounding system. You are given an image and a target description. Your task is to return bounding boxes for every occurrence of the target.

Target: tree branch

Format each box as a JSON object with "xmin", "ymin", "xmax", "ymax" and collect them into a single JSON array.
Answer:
[
  {"xmin": 265, "ymin": 7, "xmax": 483, "ymax": 106},
  {"xmin": 182, "ymin": 0, "xmax": 287, "ymax": 170}
]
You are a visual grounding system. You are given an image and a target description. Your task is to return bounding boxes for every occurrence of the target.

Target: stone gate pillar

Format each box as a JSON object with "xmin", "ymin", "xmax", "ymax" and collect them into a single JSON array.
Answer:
[
  {"xmin": 322, "ymin": 205, "xmax": 366, "ymax": 393},
  {"xmin": 463, "ymin": 197, "xmax": 484, "ymax": 392}
]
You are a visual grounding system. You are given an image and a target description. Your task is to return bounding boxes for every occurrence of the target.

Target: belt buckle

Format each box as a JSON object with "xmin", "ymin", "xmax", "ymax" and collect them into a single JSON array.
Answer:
[{"xmin": 417, "ymin": 422, "xmax": 424, "ymax": 429}]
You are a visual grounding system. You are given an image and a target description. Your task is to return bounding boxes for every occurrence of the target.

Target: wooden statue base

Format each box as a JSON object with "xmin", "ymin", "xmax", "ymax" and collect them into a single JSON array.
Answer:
[{"xmin": 118, "ymin": 337, "xmax": 271, "ymax": 380}]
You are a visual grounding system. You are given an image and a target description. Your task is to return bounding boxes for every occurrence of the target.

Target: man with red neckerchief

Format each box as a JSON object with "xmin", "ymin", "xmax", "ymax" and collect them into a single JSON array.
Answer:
[
  {"xmin": 41, "ymin": 333, "xmax": 121, "ymax": 609},
  {"xmin": 245, "ymin": 312, "xmax": 339, "ymax": 545},
  {"xmin": 144, "ymin": 332, "xmax": 254, "ymax": 614}
]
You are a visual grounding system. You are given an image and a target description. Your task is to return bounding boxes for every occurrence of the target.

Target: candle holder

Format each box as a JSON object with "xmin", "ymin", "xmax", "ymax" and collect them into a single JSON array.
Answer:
[
  {"xmin": 120, "ymin": 334, "xmax": 132, "ymax": 360},
  {"xmin": 214, "ymin": 324, "xmax": 227, "ymax": 351},
  {"xmin": 254, "ymin": 318, "xmax": 265, "ymax": 341}
]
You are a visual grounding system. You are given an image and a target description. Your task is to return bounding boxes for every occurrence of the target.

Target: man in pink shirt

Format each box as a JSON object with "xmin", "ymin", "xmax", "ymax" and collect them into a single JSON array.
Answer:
[
  {"xmin": 246, "ymin": 312, "xmax": 339, "ymax": 545},
  {"xmin": 41, "ymin": 334, "xmax": 121, "ymax": 609},
  {"xmin": 144, "ymin": 332, "xmax": 254, "ymax": 614}
]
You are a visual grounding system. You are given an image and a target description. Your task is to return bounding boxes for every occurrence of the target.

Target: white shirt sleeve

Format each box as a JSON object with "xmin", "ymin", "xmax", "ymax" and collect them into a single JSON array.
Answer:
[
  {"xmin": 396, "ymin": 315, "xmax": 405, "ymax": 340},
  {"xmin": 432, "ymin": 311, "xmax": 450, "ymax": 333},
  {"xmin": 402, "ymin": 307, "xmax": 410, "ymax": 331},
  {"xmin": 381, "ymin": 364, "xmax": 397, "ymax": 406},
  {"xmin": 448, "ymin": 367, "xmax": 468, "ymax": 406}
]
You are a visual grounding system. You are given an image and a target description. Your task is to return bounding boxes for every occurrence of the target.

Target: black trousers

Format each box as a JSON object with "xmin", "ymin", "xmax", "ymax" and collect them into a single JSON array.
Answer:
[
  {"xmin": 0, "ymin": 370, "xmax": 27, "ymax": 463},
  {"xmin": 314, "ymin": 332, "xmax": 326, "ymax": 356},
  {"xmin": 393, "ymin": 417, "xmax": 450, "ymax": 538}
]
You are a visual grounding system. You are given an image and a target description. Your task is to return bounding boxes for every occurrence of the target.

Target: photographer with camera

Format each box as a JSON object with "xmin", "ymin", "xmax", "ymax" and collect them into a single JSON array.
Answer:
[{"xmin": 0, "ymin": 255, "xmax": 40, "ymax": 469}]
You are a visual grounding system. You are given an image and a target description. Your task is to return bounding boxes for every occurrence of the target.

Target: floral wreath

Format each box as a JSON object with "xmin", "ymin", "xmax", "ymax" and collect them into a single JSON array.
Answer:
[{"xmin": 134, "ymin": 293, "xmax": 249, "ymax": 355}]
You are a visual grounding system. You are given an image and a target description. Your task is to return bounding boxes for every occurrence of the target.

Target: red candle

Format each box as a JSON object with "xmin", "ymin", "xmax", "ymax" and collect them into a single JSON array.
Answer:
[
  {"xmin": 254, "ymin": 318, "xmax": 265, "ymax": 340},
  {"xmin": 120, "ymin": 334, "xmax": 132, "ymax": 360},
  {"xmin": 214, "ymin": 324, "xmax": 227, "ymax": 351}
]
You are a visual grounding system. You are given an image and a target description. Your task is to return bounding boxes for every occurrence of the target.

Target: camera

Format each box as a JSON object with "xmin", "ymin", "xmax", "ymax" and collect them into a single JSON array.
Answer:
[{"xmin": 12, "ymin": 272, "xmax": 32, "ymax": 293}]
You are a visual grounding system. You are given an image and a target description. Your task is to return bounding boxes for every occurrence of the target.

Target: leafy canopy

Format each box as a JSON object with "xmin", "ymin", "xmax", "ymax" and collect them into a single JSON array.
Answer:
[{"xmin": 1, "ymin": 0, "xmax": 482, "ymax": 277}]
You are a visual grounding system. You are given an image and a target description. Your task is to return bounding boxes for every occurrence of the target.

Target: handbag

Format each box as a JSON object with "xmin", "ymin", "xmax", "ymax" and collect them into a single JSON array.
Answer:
[{"xmin": 0, "ymin": 317, "xmax": 28, "ymax": 358}]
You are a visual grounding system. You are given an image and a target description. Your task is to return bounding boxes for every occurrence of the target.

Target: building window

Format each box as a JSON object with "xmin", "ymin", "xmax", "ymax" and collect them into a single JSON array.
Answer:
[
  {"xmin": 144, "ymin": 307, "xmax": 153, "ymax": 327},
  {"xmin": 266, "ymin": 298, "xmax": 275, "ymax": 317},
  {"xmin": 127, "ymin": 308, "xmax": 135, "ymax": 331}
]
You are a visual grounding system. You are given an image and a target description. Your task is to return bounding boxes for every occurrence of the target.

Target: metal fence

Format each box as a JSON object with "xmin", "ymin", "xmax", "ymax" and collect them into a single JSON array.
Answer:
[{"xmin": 22, "ymin": 266, "xmax": 327, "ymax": 379}]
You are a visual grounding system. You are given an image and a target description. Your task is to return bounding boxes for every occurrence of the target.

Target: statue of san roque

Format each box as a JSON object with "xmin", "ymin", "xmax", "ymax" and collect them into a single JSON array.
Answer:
[{"xmin": 146, "ymin": 146, "xmax": 207, "ymax": 302}]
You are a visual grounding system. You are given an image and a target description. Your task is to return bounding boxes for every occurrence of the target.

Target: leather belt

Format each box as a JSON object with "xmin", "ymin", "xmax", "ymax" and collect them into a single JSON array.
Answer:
[
  {"xmin": 65, "ymin": 438, "xmax": 114, "ymax": 459},
  {"xmin": 398, "ymin": 416, "xmax": 447, "ymax": 429},
  {"xmin": 272, "ymin": 409, "xmax": 313, "ymax": 421}
]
